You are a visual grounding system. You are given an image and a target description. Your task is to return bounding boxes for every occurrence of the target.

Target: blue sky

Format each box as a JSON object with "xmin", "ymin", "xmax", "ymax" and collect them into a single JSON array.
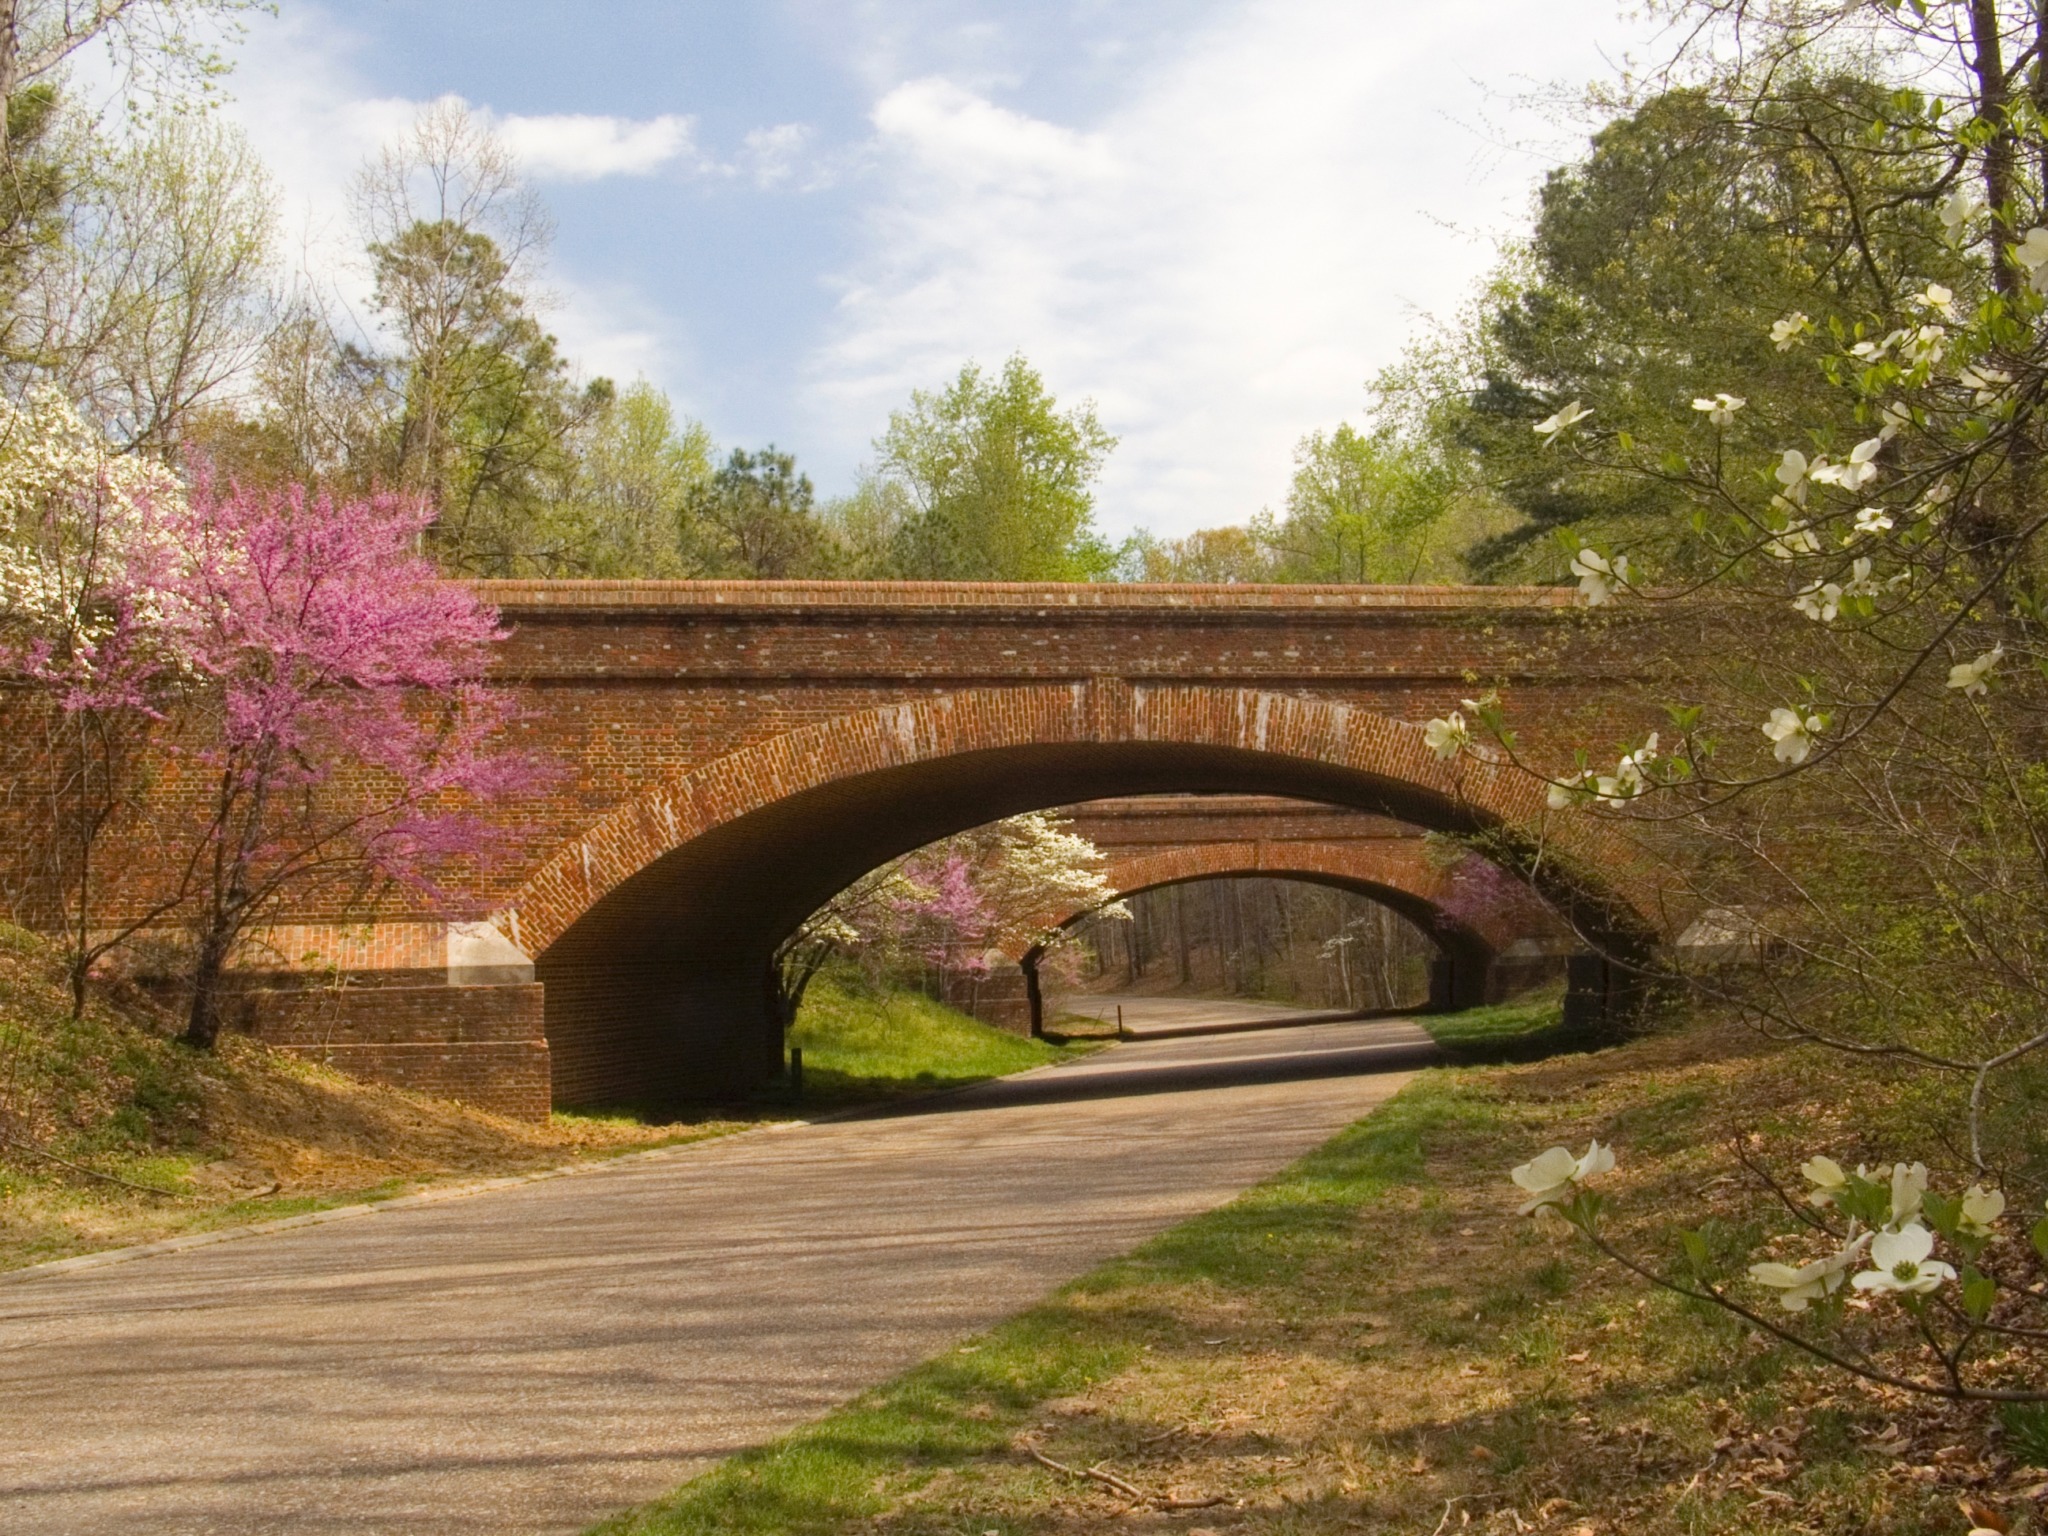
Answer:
[{"xmin": 218, "ymin": 1, "xmax": 1661, "ymax": 537}]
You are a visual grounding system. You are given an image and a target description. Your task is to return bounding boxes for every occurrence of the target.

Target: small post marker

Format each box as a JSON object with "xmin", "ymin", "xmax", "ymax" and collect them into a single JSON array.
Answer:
[{"xmin": 1116, "ymin": 1004, "xmax": 1124, "ymax": 1038}]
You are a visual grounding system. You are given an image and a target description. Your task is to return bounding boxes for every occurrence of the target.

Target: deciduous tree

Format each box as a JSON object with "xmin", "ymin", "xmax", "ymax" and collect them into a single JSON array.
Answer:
[{"xmin": 876, "ymin": 355, "xmax": 1116, "ymax": 580}]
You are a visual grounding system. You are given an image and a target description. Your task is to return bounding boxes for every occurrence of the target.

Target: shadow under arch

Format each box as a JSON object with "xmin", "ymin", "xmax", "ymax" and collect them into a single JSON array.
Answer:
[
  {"xmin": 1018, "ymin": 850, "xmax": 1552, "ymax": 1036},
  {"xmin": 510, "ymin": 684, "xmax": 1658, "ymax": 1108}
]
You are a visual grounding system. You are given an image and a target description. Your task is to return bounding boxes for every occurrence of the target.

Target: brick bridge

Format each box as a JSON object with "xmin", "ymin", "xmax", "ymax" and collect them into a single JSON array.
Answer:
[
  {"xmin": 1052, "ymin": 793, "xmax": 1574, "ymax": 1001},
  {"xmin": 923, "ymin": 795, "xmax": 1578, "ymax": 1033},
  {"xmin": 202, "ymin": 582, "xmax": 1661, "ymax": 1118}
]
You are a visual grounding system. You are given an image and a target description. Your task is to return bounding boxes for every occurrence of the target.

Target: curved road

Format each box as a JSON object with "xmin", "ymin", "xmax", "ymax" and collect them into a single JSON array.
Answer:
[{"xmin": 0, "ymin": 1016, "xmax": 1435, "ymax": 1535}]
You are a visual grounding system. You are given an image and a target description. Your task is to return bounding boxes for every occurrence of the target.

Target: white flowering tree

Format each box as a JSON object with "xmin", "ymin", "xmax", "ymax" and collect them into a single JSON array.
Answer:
[
  {"xmin": 0, "ymin": 387, "xmax": 191, "ymax": 1012},
  {"xmin": 1415, "ymin": 0, "xmax": 2048, "ymax": 1405},
  {"xmin": 772, "ymin": 811, "xmax": 1123, "ymax": 1025}
]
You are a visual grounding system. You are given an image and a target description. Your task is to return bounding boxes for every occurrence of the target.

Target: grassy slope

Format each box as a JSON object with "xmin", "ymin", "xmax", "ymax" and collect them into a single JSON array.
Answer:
[
  {"xmin": 592, "ymin": 1014, "xmax": 2046, "ymax": 1536},
  {"xmin": 0, "ymin": 937, "xmax": 1070, "ymax": 1270},
  {"xmin": 787, "ymin": 974, "xmax": 1098, "ymax": 1105},
  {"xmin": 0, "ymin": 923, "xmax": 759, "ymax": 1270}
]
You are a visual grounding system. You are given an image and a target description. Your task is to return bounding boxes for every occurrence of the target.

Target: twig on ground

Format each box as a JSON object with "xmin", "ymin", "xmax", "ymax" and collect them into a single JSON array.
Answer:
[
  {"xmin": 1, "ymin": 1133, "xmax": 196, "ymax": 1199},
  {"xmin": 1023, "ymin": 1444, "xmax": 1226, "ymax": 1510}
]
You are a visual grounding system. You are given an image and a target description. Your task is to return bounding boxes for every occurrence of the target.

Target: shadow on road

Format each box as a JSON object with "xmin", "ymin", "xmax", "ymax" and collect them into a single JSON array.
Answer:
[{"xmin": 836, "ymin": 1025, "xmax": 1441, "ymax": 1121}]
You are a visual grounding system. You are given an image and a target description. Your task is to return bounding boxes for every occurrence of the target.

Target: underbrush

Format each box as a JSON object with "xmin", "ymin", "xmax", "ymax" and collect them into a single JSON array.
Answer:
[{"xmin": 593, "ymin": 1016, "xmax": 2047, "ymax": 1536}]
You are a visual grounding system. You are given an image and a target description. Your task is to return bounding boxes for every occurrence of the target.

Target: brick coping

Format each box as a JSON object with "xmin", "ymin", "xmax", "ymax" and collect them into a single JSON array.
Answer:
[{"xmin": 474, "ymin": 579, "xmax": 1583, "ymax": 615}]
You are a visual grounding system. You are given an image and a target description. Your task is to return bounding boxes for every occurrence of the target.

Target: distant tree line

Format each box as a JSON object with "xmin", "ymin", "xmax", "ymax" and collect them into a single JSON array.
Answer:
[{"xmin": 1065, "ymin": 878, "xmax": 1433, "ymax": 1013}]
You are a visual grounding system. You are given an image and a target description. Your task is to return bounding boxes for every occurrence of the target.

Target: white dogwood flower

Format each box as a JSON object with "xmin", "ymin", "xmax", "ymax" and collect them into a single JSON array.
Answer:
[
  {"xmin": 1510, "ymin": 1141, "xmax": 1616, "ymax": 1215},
  {"xmin": 1907, "ymin": 324, "xmax": 1947, "ymax": 367},
  {"xmin": 1889, "ymin": 1161, "xmax": 1928, "ymax": 1226},
  {"xmin": 1546, "ymin": 772, "xmax": 1597, "ymax": 810},
  {"xmin": 1424, "ymin": 712, "xmax": 1469, "ymax": 761},
  {"xmin": 1750, "ymin": 1232, "xmax": 1871, "ymax": 1311},
  {"xmin": 1763, "ymin": 706, "xmax": 1823, "ymax": 765},
  {"xmin": 1571, "ymin": 548, "xmax": 1631, "ymax": 605},
  {"xmin": 1775, "ymin": 449, "xmax": 1816, "ymax": 505},
  {"xmin": 1947, "ymin": 644, "xmax": 2005, "ymax": 697},
  {"xmin": 1852, "ymin": 1223, "xmax": 1955, "ymax": 1295},
  {"xmin": 1958, "ymin": 364, "xmax": 2012, "ymax": 405},
  {"xmin": 1801, "ymin": 1155, "xmax": 1848, "ymax": 1207},
  {"xmin": 2016, "ymin": 226, "xmax": 2048, "ymax": 286},
  {"xmin": 1940, "ymin": 186, "xmax": 1985, "ymax": 243},
  {"xmin": 1913, "ymin": 283, "xmax": 1957, "ymax": 319},
  {"xmin": 1595, "ymin": 734, "xmax": 1661, "ymax": 803},
  {"xmin": 1958, "ymin": 1184, "xmax": 2006, "ymax": 1238},
  {"xmin": 1811, "ymin": 437, "xmax": 1884, "ymax": 491},
  {"xmin": 1793, "ymin": 581, "xmax": 1842, "ymax": 622},
  {"xmin": 1853, "ymin": 507, "xmax": 1895, "ymax": 535},
  {"xmin": 1879, "ymin": 400, "xmax": 1912, "ymax": 440},
  {"xmin": 1691, "ymin": 392, "xmax": 1746, "ymax": 425},
  {"xmin": 1534, "ymin": 401, "xmax": 1592, "ymax": 442},
  {"xmin": 1770, "ymin": 312, "xmax": 1812, "ymax": 350},
  {"xmin": 1766, "ymin": 521, "xmax": 1821, "ymax": 559}
]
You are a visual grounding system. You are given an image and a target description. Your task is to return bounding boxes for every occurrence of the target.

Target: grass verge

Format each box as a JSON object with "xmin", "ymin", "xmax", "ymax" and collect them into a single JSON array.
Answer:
[
  {"xmin": 1418, "ymin": 993, "xmax": 1594, "ymax": 1062},
  {"xmin": 590, "ymin": 1019, "xmax": 2046, "ymax": 1536},
  {"xmin": 785, "ymin": 974, "xmax": 1101, "ymax": 1107}
]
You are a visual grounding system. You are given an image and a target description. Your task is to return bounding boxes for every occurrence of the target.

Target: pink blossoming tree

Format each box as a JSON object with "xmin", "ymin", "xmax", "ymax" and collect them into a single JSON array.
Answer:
[{"xmin": 153, "ymin": 476, "xmax": 541, "ymax": 1048}]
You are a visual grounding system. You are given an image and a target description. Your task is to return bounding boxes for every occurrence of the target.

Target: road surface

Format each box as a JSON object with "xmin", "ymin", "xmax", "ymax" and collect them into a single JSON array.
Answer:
[
  {"xmin": 0, "ymin": 1017, "xmax": 1435, "ymax": 1535},
  {"xmin": 1056, "ymin": 990, "xmax": 1371, "ymax": 1037}
]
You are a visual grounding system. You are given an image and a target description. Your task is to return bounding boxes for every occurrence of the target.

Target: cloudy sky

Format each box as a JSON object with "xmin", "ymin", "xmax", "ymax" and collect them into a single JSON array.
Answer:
[{"xmin": 215, "ymin": 1, "xmax": 1662, "ymax": 538}]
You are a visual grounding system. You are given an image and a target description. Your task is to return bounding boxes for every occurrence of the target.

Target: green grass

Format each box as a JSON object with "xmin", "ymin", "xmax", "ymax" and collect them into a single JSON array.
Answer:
[
  {"xmin": 785, "ymin": 975, "xmax": 1099, "ymax": 1105},
  {"xmin": 1418, "ymin": 993, "xmax": 1591, "ymax": 1061}
]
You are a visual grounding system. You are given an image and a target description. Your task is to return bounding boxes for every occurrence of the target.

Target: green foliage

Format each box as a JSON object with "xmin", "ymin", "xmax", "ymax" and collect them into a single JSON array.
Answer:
[
  {"xmin": 366, "ymin": 217, "xmax": 610, "ymax": 574},
  {"xmin": 1399, "ymin": 80, "xmax": 1963, "ymax": 574},
  {"xmin": 688, "ymin": 446, "xmax": 822, "ymax": 578},
  {"xmin": 1119, "ymin": 522, "xmax": 1275, "ymax": 581},
  {"xmin": 549, "ymin": 382, "xmax": 715, "ymax": 576},
  {"xmin": 2002, "ymin": 1402, "xmax": 2048, "ymax": 1468},
  {"xmin": 1256, "ymin": 422, "xmax": 1486, "ymax": 582},
  {"xmin": 876, "ymin": 354, "xmax": 1117, "ymax": 580}
]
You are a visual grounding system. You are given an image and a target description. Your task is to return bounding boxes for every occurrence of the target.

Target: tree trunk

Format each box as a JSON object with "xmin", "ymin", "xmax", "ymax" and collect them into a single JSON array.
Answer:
[
  {"xmin": 1179, "ymin": 888, "xmax": 1196, "ymax": 987},
  {"xmin": 183, "ymin": 930, "xmax": 233, "ymax": 1049},
  {"xmin": 1969, "ymin": 0, "xmax": 2018, "ymax": 292}
]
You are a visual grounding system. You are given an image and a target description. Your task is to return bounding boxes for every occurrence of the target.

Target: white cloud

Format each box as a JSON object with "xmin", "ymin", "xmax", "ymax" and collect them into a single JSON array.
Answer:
[
  {"xmin": 494, "ymin": 112, "xmax": 700, "ymax": 181},
  {"xmin": 211, "ymin": 6, "xmax": 714, "ymax": 393},
  {"xmin": 802, "ymin": 0, "xmax": 1660, "ymax": 536},
  {"xmin": 739, "ymin": 123, "xmax": 816, "ymax": 189}
]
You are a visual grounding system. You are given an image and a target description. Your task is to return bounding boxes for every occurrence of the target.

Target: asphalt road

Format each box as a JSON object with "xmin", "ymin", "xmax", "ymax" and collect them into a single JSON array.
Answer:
[
  {"xmin": 0, "ymin": 1017, "xmax": 1436, "ymax": 1536},
  {"xmin": 1054, "ymin": 991, "xmax": 1369, "ymax": 1037}
]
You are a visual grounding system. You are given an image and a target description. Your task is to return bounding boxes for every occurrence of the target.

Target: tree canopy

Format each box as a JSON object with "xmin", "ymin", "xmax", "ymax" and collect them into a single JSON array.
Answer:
[{"xmin": 875, "ymin": 355, "xmax": 1117, "ymax": 581}]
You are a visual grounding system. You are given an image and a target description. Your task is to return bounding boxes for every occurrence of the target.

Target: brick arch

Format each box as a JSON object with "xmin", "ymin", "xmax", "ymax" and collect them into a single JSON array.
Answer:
[
  {"xmin": 513, "ymin": 683, "xmax": 1657, "ymax": 1108},
  {"xmin": 1034, "ymin": 839, "xmax": 1566, "ymax": 961},
  {"xmin": 508, "ymin": 682, "xmax": 1647, "ymax": 958}
]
